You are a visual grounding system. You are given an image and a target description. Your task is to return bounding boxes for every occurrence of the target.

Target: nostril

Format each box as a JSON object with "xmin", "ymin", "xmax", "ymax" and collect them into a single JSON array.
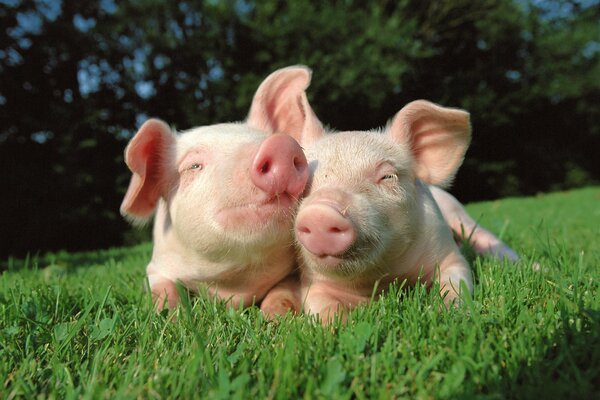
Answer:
[
  {"xmin": 298, "ymin": 226, "xmax": 311, "ymax": 234},
  {"xmin": 260, "ymin": 160, "xmax": 271, "ymax": 174},
  {"xmin": 293, "ymin": 156, "xmax": 305, "ymax": 172},
  {"xmin": 329, "ymin": 227, "xmax": 343, "ymax": 233}
]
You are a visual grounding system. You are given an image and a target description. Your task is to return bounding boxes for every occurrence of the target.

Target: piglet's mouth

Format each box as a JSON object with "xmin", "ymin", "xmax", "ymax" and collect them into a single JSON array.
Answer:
[
  {"xmin": 305, "ymin": 251, "xmax": 367, "ymax": 279},
  {"xmin": 216, "ymin": 194, "xmax": 297, "ymax": 229},
  {"xmin": 233, "ymin": 193, "xmax": 297, "ymax": 210},
  {"xmin": 303, "ymin": 241, "xmax": 374, "ymax": 271},
  {"xmin": 220, "ymin": 191, "xmax": 298, "ymax": 210}
]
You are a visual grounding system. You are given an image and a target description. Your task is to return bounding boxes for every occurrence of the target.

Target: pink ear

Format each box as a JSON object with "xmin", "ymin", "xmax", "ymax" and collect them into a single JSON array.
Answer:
[
  {"xmin": 120, "ymin": 119, "xmax": 175, "ymax": 221},
  {"xmin": 388, "ymin": 100, "xmax": 471, "ymax": 187},
  {"xmin": 247, "ymin": 65, "xmax": 325, "ymax": 145}
]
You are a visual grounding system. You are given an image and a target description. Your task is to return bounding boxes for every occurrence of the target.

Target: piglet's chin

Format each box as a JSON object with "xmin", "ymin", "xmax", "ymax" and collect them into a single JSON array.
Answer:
[
  {"xmin": 302, "ymin": 250, "xmax": 346, "ymax": 269},
  {"xmin": 304, "ymin": 252, "xmax": 370, "ymax": 280}
]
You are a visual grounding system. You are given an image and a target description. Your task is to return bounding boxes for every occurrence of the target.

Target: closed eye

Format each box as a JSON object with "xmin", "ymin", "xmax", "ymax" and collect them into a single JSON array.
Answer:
[
  {"xmin": 374, "ymin": 161, "xmax": 400, "ymax": 185},
  {"xmin": 178, "ymin": 150, "xmax": 207, "ymax": 173},
  {"xmin": 379, "ymin": 173, "xmax": 398, "ymax": 183}
]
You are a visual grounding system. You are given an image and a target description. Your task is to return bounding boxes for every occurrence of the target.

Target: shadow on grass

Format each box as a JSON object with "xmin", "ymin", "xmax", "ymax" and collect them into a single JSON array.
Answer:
[{"xmin": 501, "ymin": 308, "xmax": 599, "ymax": 398}]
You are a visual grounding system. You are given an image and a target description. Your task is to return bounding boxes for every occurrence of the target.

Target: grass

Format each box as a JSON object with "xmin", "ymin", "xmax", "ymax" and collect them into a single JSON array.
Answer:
[{"xmin": 1, "ymin": 186, "xmax": 599, "ymax": 399}]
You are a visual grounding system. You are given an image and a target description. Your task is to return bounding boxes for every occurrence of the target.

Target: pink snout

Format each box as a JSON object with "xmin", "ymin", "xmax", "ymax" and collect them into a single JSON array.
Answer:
[
  {"xmin": 295, "ymin": 204, "xmax": 356, "ymax": 258},
  {"xmin": 251, "ymin": 134, "xmax": 308, "ymax": 199}
]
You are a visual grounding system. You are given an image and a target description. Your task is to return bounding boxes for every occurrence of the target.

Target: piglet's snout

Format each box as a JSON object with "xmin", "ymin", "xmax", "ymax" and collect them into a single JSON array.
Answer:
[
  {"xmin": 296, "ymin": 204, "xmax": 356, "ymax": 257},
  {"xmin": 251, "ymin": 134, "xmax": 308, "ymax": 198}
]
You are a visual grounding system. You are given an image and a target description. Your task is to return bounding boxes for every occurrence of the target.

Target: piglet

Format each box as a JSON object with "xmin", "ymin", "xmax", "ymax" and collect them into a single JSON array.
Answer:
[
  {"xmin": 293, "ymin": 100, "xmax": 474, "ymax": 322},
  {"xmin": 428, "ymin": 186, "xmax": 520, "ymax": 262},
  {"xmin": 120, "ymin": 66, "xmax": 312, "ymax": 310}
]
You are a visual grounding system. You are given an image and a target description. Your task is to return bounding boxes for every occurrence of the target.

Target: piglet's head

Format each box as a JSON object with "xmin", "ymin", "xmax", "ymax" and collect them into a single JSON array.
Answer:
[
  {"xmin": 120, "ymin": 66, "xmax": 316, "ymax": 258},
  {"xmin": 295, "ymin": 100, "xmax": 471, "ymax": 279}
]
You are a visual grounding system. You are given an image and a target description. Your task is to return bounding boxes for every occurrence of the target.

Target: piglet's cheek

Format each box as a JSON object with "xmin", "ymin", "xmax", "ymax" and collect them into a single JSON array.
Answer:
[
  {"xmin": 177, "ymin": 172, "xmax": 195, "ymax": 190},
  {"xmin": 176, "ymin": 166, "xmax": 202, "ymax": 190}
]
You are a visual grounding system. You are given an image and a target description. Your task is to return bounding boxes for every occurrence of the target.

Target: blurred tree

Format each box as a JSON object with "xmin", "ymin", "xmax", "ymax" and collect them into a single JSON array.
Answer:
[
  {"xmin": 0, "ymin": 0, "xmax": 245, "ymax": 259},
  {"xmin": 449, "ymin": 0, "xmax": 600, "ymax": 199},
  {"xmin": 0, "ymin": 0, "xmax": 598, "ymax": 259},
  {"xmin": 0, "ymin": 1, "xmax": 131, "ymax": 258},
  {"xmin": 228, "ymin": 0, "xmax": 429, "ymax": 130}
]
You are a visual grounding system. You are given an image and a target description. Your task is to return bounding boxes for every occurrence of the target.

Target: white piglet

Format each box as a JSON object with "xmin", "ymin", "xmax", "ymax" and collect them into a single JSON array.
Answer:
[
  {"xmin": 292, "ymin": 100, "xmax": 474, "ymax": 322},
  {"xmin": 120, "ymin": 67, "xmax": 311, "ymax": 310}
]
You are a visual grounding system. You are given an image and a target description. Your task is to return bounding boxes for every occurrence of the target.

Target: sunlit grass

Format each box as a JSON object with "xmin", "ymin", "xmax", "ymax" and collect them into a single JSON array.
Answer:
[{"xmin": 1, "ymin": 187, "xmax": 599, "ymax": 398}]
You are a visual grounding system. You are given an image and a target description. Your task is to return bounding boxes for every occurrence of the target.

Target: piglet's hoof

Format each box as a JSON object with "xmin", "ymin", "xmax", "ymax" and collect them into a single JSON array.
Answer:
[{"xmin": 260, "ymin": 296, "xmax": 299, "ymax": 320}]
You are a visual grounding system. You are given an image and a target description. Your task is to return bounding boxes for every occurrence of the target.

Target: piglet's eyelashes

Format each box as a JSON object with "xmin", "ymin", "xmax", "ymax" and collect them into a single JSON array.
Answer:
[
  {"xmin": 374, "ymin": 162, "xmax": 399, "ymax": 184},
  {"xmin": 377, "ymin": 173, "xmax": 400, "ymax": 190},
  {"xmin": 379, "ymin": 173, "xmax": 397, "ymax": 182}
]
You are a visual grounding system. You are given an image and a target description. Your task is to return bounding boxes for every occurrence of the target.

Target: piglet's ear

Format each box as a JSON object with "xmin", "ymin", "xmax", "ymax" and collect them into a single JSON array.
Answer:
[
  {"xmin": 247, "ymin": 65, "xmax": 325, "ymax": 146},
  {"xmin": 120, "ymin": 119, "xmax": 175, "ymax": 224},
  {"xmin": 388, "ymin": 100, "xmax": 471, "ymax": 187}
]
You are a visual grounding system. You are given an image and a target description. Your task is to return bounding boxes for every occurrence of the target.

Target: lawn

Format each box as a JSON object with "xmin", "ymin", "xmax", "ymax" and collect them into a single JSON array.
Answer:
[{"xmin": 1, "ymin": 187, "xmax": 599, "ymax": 399}]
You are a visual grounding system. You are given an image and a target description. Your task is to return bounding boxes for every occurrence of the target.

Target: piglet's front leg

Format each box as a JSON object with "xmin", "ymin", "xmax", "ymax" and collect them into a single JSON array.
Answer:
[
  {"xmin": 150, "ymin": 277, "xmax": 181, "ymax": 311},
  {"xmin": 435, "ymin": 250, "xmax": 473, "ymax": 306},
  {"xmin": 260, "ymin": 274, "xmax": 301, "ymax": 319},
  {"xmin": 303, "ymin": 282, "xmax": 370, "ymax": 325},
  {"xmin": 306, "ymin": 295, "xmax": 348, "ymax": 325}
]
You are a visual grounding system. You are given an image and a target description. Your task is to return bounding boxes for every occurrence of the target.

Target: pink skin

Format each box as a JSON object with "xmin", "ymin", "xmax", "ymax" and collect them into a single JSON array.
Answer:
[
  {"xmin": 264, "ymin": 99, "xmax": 476, "ymax": 323},
  {"xmin": 260, "ymin": 67, "xmax": 522, "ymax": 322},
  {"xmin": 296, "ymin": 108, "xmax": 474, "ymax": 323},
  {"xmin": 121, "ymin": 66, "xmax": 314, "ymax": 311},
  {"xmin": 259, "ymin": 273, "xmax": 302, "ymax": 317},
  {"xmin": 295, "ymin": 186, "xmax": 520, "ymax": 266},
  {"xmin": 141, "ymin": 126, "xmax": 308, "ymax": 311},
  {"xmin": 429, "ymin": 186, "xmax": 520, "ymax": 262},
  {"xmin": 295, "ymin": 194, "xmax": 354, "ymax": 263},
  {"xmin": 251, "ymin": 134, "xmax": 308, "ymax": 204},
  {"xmin": 295, "ymin": 202, "xmax": 356, "ymax": 264}
]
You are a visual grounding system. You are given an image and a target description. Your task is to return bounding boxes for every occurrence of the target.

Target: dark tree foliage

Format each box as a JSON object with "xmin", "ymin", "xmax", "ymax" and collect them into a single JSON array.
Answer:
[{"xmin": 1, "ymin": 0, "xmax": 598, "ymax": 259}]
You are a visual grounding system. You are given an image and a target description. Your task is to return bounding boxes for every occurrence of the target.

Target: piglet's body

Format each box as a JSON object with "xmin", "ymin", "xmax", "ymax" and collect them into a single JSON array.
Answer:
[
  {"xmin": 428, "ymin": 186, "xmax": 520, "ymax": 262},
  {"xmin": 121, "ymin": 67, "xmax": 312, "ymax": 309},
  {"xmin": 292, "ymin": 101, "xmax": 473, "ymax": 322},
  {"xmin": 259, "ymin": 67, "xmax": 521, "ymax": 320}
]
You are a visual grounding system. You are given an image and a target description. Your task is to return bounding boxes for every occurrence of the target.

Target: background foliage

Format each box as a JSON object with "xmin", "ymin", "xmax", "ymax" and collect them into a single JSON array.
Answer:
[{"xmin": 1, "ymin": 0, "xmax": 598, "ymax": 259}]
